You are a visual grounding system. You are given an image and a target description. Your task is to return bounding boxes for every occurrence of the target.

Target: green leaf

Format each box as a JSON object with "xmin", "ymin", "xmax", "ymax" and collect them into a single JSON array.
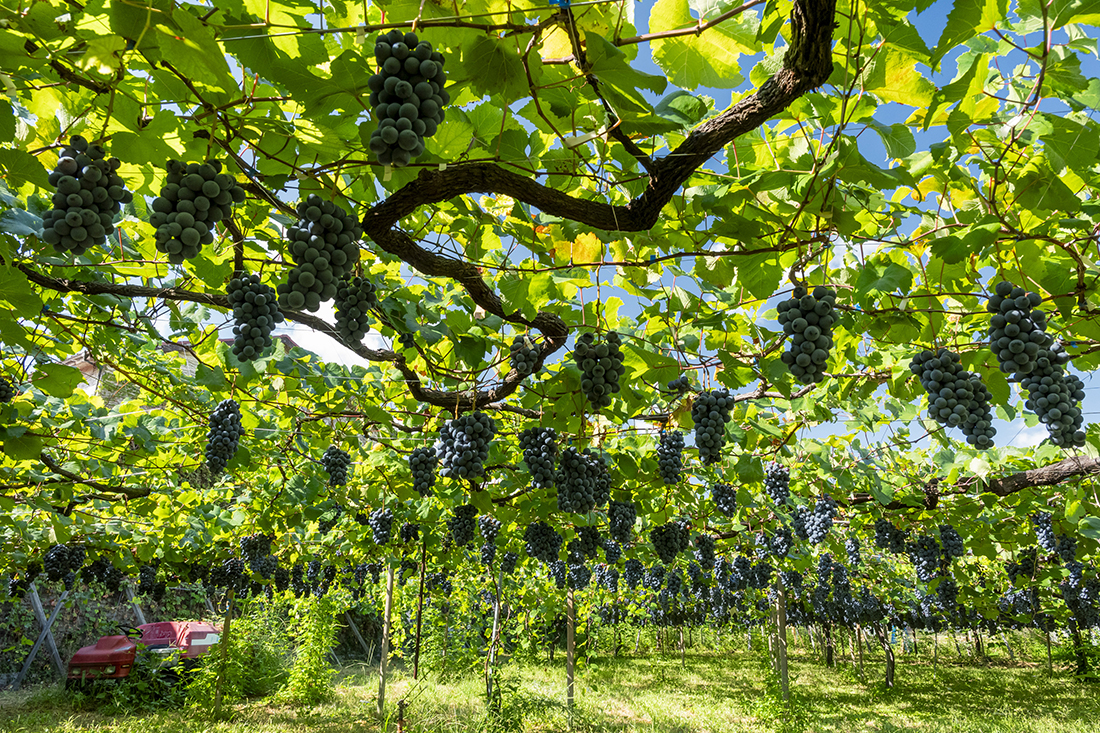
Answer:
[
  {"xmin": 1079, "ymin": 516, "xmax": 1100, "ymax": 541},
  {"xmin": 33, "ymin": 363, "xmax": 84, "ymax": 399},
  {"xmin": 862, "ymin": 47, "xmax": 936, "ymax": 107},
  {"xmin": 650, "ymin": 0, "xmax": 758, "ymax": 89},
  {"xmin": 585, "ymin": 31, "xmax": 667, "ymax": 103},
  {"xmin": 0, "ymin": 149, "xmax": 49, "ymax": 190},
  {"xmin": 461, "ymin": 36, "xmax": 528, "ymax": 102},
  {"xmin": 654, "ymin": 91, "xmax": 708, "ymax": 128},
  {"xmin": 153, "ymin": 9, "xmax": 235, "ymax": 95},
  {"xmin": 933, "ymin": 0, "xmax": 1008, "ymax": 70},
  {"xmin": 865, "ymin": 120, "xmax": 916, "ymax": 159},
  {"xmin": 3, "ymin": 433, "xmax": 43, "ymax": 461},
  {"xmin": 0, "ymin": 266, "xmax": 44, "ymax": 317}
]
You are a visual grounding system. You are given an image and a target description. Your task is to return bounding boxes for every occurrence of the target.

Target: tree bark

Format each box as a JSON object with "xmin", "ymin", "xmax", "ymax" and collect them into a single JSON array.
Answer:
[
  {"xmin": 872, "ymin": 624, "xmax": 895, "ymax": 689},
  {"xmin": 377, "ymin": 564, "xmax": 395, "ymax": 719},
  {"xmin": 775, "ymin": 578, "xmax": 790, "ymax": 702},
  {"xmin": 566, "ymin": 589, "xmax": 575, "ymax": 710},
  {"xmin": 413, "ymin": 539, "xmax": 426, "ymax": 680},
  {"xmin": 824, "ymin": 623, "xmax": 835, "ymax": 667}
]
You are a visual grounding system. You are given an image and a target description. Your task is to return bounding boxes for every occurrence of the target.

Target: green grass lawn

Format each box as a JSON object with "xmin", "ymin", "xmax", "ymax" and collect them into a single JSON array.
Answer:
[{"xmin": 1, "ymin": 643, "xmax": 1097, "ymax": 732}]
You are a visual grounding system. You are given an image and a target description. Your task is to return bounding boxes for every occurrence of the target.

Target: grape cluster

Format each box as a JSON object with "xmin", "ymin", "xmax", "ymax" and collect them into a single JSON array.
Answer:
[
  {"xmin": 208, "ymin": 558, "xmax": 247, "ymax": 592},
  {"xmin": 650, "ymin": 522, "xmax": 691, "ymax": 564},
  {"xmin": 82, "ymin": 558, "xmax": 122, "ymax": 593},
  {"xmin": 479, "ymin": 515, "xmax": 501, "ymax": 545},
  {"xmin": 138, "ymin": 564, "xmax": 158, "ymax": 596},
  {"xmin": 939, "ymin": 524, "xmax": 964, "ymax": 558},
  {"xmin": 1007, "ymin": 549, "xmax": 1037, "ymax": 584},
  {"xmin": 623, "ymin": 558, "xmax": 644, "ymax": 589},
  {"xmin": 519, "ymin": 427, "xmax": 557, "ymax": 488},
  {"xmin": 205, "ymin": 399, "xmax": 243, "ymax": 474},
  {"xmin": 711, "ymin": 483, "xmax": 737, "ymax": 516},
  {"xmin": 556, "ymin": 447, "xmax": 610, "ymax": 513},
  {"xmin": 40, "ymin": 136, "xmax": 133, "ymax": 255},
  {"xmin": 400, "ymin": 522, "xmax": 420, "ymax": 544},
  {"xmin": 691, "ymin": 389, "xmax": 733, "ymax": 464},
  {"xmin": 910, "ymin": 535, "xmax": 942, "ymax": 582},
  {"xmin": 320, "ymin": 445, "xmax": 351, "ymax": 487},
  {"xmin": 509, "ymin": 334, "xmax": 540, "ymax": 376},
  {"xmin": 227, "ymin": 273, "xmax": 284, "ymax": 362},
  {"xmin": 792, "ymin": 506, "xmax": 810, "ymax": 541},
  {"xmin": 0, "ymin": 376, "xmax": 14, "ymax": 403},
  {"xmin": 448, "ymin": 504, "xmax": 477, "ymax": 547},
  {"xmin": 806, "ymin": 495, "xmax": 838, "ymax": 544},
  {"xmin": 569, "ymin": 526, "xmax": 601, "ymax": 561},
  {"xmin": 240, "ymin": 533, "xmax": 273, "ymax": 574},
  {"xmin": 874, "ymin": 518, "xmax": 907, "ymax": 554},
  {"xmin": 501, "ymin": 551, "xmax": 518, "ymax": 575},
  {"xmin": 437, "ymin": 412, "xmax": 496, "ymax": 480},
  {"xmin": 909, "ymin": 349, "xmax": 996, "ymax": 448},
  {"xmin": 595, "ymin": 564, "xmax": 619, "ymax": 593},
  {"xmin": 1056, "ymin": 534, "xmax": 1077, "ymax": 562},
  {"xmin": 369, "ymin": 508, "xmax": 394, "ymax": 545},
  {"xmin": 409, "ymin": 446, "xmax": 438, "ymax": 496},
  {"xmin": 567, "ymin": 562, "xmax": 592, "ymax": 591},
  {"xmin": 548, "ymin": 560, "xmax": 568, "ymax": 590},
  {"xmin": 770, "ymin": 526, "xmax": 793, "ymax": 558},
  {"xmin": 845, "ymin": 535, "xmax": 861, "ymax": 567},
  {"xmin": 667, "ymin": 374, "xmax": 691, "ymax": 393},
  {"xmin": 573, "ymin": 332, "xmax": 625, "ymax": 409},
  {"xmin": 334, "ymin": 276, "xmax": 377, "ymax": 345},
  {"xmin": 777, "ymin": 285, "xmax": 837, "ymax": 383},
  {"xmin": 763, "ymin": 463, "xmax": 790, "ymax": 507},
  {"xmin": 252, "ymin": 556, "xmax": 277, "ymax": 581},
  {"xmin": 480, "ymin": 541, "xmax": 497, "ymax": 566},
  {"xmin": 1032, "ymin": 512, "xmax": 1057, "ymax": 552},
  {"xmin": 602, "ymin": 539, "xmax": 622, "ymax": 565},
  {"xmin": 43, "ymin": 544, "xmax": 85, "ymax": 590},
  {"xmin": 150, "ymin": 160, "xmax": 243, "ymax": 263},
  {"xmin": 608, "ymin": 499, "xmax": 636, "ymax": 543},
  {"xmin": 318, "ymin": 504, "xmax": 343, "ymax": 534},
  {"xmin": 367, "ymin": 30, "xmax": 449, "ymax": 167},
  {"xmin": 276, "ymin": 195, "xmax": 363, "ymax": 312},
  {"xmin": 656, "ymin": 430, "xmax": 684, "ymax": 484},
  {"xmin": 524, "ymin": 521, "xmax": 562, "ymax": 564},
  {"xmin": 273, "ymin": 565, "xmax": 290, "ymax": 592},
  {"xmin": 693, "ymin": 534, "xmax": 715, "ymax": 570},
  {"xmin": 644, "ymin": 564, "xmax": 666, "ymax": 591},
  {"xmin": 1022, "ymin": 370, "xmax": 1086, "ymax": 447},
  {"xmin": 753, "ymin": 532, "xmax": 770, "ymax": 560}
]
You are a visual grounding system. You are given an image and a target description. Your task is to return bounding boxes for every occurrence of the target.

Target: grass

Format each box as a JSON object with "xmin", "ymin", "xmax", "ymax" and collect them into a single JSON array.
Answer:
[{"xmin": 0, "ymin": 636, "xmax": 1098, "ymax": 733}]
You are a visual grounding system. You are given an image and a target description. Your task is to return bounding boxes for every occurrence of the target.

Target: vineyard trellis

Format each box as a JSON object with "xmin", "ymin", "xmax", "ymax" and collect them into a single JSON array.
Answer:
[{"xmin": 1, "ymin": 0, "xmax": 1100, "ymax": 711}]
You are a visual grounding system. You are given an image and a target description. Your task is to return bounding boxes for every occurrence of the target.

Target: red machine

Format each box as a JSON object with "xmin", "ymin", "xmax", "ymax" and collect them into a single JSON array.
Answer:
[{"xmin": 67, "ymin": 621, "xmax": 220, "ymax": 685}]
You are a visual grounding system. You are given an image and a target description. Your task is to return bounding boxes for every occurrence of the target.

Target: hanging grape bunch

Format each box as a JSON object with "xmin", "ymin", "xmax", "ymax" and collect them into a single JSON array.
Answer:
[
  {"xmin": 150, "ymin": 160, "xmax": 244, "ymax": 264},
  {"xmin": 650, "ymin": 523, "xmax": 687, "ymax": 564},
  {"xmin": 874, "ymin": 518, "xmax": 908, "ymax": 554},
  {"xmin": 43, "ymin": 544, "xmax": 86, "ymax": 589},
  {"xmin": 712, "ymin": 482, "xmax": 737, "ymax": 516},
  {"xmin": 205, "ymin": 399, "xmax": 243, "ymax": 473},
  {"xmin": 667, "ymin": 374, "xmax": 691, "ymax": 393},
  {"xmin": 602, "ymin": 539, "xmax": 622, "ymax": 565},
  {"xmin": 480, "ymin": 516, "xmax": 502, "ymax": 565},
  {"xmin": 509, "ymin": 334, "xmax": 540, "ymax": 376},
  {"xmin": 447, "ymin": 503, "xmax": 478, "ymax": 547},
  {"xmin": 437, "ymin": 412, "xmax": 496, "ymax": 480},
  {"xmin": 845, "ymin": 535, "xmax": 861, "ymax": 567},
  {"xmin": 0, "ymin": 376, "xmax": 14, "ymax": 403},
  {"xmin": 548, "ymin": 560, "xmax": 568, "ymax": 590},
  {"xmin": 556, "ymin": 446, "xmax": 610, "ymax": 513},
  {"xmin": 320, "ymin": 445, "xmax": 351, "ymax": 487},
  {"xmin": 366, "ymin": 30, "xmax": 450, "ymax": 167},
  {"xmin": 623, "ymin": 558, "xmax": 644, "ymax": 589},
  {"xmin": 770, "ymin": 526, "xmax": 793, "ymax": 558},
  {"xmin": 939, "ymin": 524, "xmax": 965, "ymax": 559},
  {"xmin": 276, "ymin": 195, "xmax": 363, "ymax": 313},
  {"xmin": 409, "ymin": 446, "xmax": 438, "ymax": 496},
  {"xmin": 523, "ymin": 520, "xmax": 562, "ymax": 564},
  {"xmin": 909, "ymin": 349, "xmax": 996, "ymax": 448},
  {"xmin": 909, "ymin": 534, "xmax": 942, "ymax": 582},
  {"xmin": 608, "ymin": 499, "xmax": 636, "ymax": 543},
  {"xmin": 334, "ymin": 276, "xmax": 378, "ymax": 345},
  {"xmin": 519, "ymin": 427, "xmax": 557, "ymax": 488},
  {"xmin": 656, "ymin": 430, "xmax": 684, "ymax": 484},
  {"xmin": 693, "ymin": 534, "xmax": 715, "ymax": 570},
  {"xmin": 40, "ymin": 135, "xmax": 133, "ymax": 255},
  {"xmin": 568, "ymin": 526, "xmax": 601, "ymax": 562},
  {"xmin": 1032, "ymin": 512, "xmax": 1057, "ymax": 553},
  {"xmin": 988, "ymin": 281, "xmax": 1085, "ymax": 446},
  {"xmin": 501, "ymin": 551, "xmax": 519, "ymax": 575},
  {"xmin": 567, "ymin": 562, "xmax": 592, "ymax": 590},
  {"xmin": 369, "ymin": 508, "xmax": 394, "ymax": 545},
  {"xmin": 691, "ymin": 389, "xmax": 732, "ymax": 464},
  {"xmin": 777, "ymin": 285, "xmax": 837, "ymax": 383},
  {"xmin": 573, "ymin": 332, "xmax": 626, "ymax": 409},
  {"xmin": 227, "ymin": 273, "xmax": 285, "ymax": 362},
  {"xmin": 805, "ymin": 495, "xmax": 838, "ymax": 544},
  {"xmin": 763, "ymin": 463, "xmax": 790, "ymax": 506},
  {"xmin": 400, "ymin": 522, "xmax": 420, "ymax": 544},
  {"xmin": 240, "ymin": 533, "xmax": 273, "ymax": 576}
]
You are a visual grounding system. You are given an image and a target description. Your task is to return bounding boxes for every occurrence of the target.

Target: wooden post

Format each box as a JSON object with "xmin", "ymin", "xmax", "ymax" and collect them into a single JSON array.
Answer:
[
  {"xmin": 1000, "ymin": 632, "xmax": 1015, "ymax": 661},
  {"xmin": 125, "ymin": 583, "xmax": 147, "ymax": 625},
  {"xmin": 27, "ymin": 584, "xmax": 66, "ymax": 677},
  {"xmin": 1045, "ymin": 629, "xmax": 1053, "ymax": 676},
  {"xmin": 856, "ymin": 625, "xmax": 864, "ymax": 675},
  {"xmin": 11, "ymin": 588, "xmax": 70, "ymax": 690},
  {"xmin": 824, "ymin": 623, "xmax": 835, "ymax": 667},
  {"xmin": 377, "ymin": 563, "xmax": 395, "ymax": 719},
  {"xmin": 775, "ymin": 578, "xmax": 790, "ymax": 703},
  {"xmin": 345, "ymin": 612, "xmax": 372, "ymax": 657},
  {"xmin": 213, "ymin": 589, "xmax": 234, "ymax": 719},
  {"xmin": 872, "ymin": 623, "xmax": 895, "ymax": 689},
  {"xmin": 566, "ymin": 588, "xmax": 575, "ymax": 711},
  {"xmin": 485, "ymin": 565, "xmax": 505, "ymax": 700},
  {"xmin": 413, "ymin": 540, "xmax": 426, "ymax": 680}
]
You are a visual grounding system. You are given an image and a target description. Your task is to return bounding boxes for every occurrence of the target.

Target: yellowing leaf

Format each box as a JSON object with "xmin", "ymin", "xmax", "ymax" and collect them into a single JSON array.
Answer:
[{"xmin": 863, "ymin": 47, "xmax": 936, "ymax": 107}]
